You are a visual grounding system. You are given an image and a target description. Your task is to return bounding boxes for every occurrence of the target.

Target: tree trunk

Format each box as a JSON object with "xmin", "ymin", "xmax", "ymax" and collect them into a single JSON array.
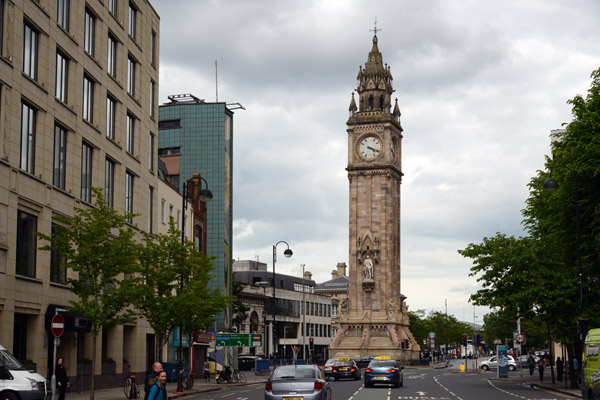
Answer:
[
  {"xmin": 567, "ymin": 343, "xmax": 579, "ymax": 389},
  {"xmin": 90, "ymin": 333, "xmax": 97, "ymax": 400},
  {"xmin": 545, "ymin": 320, "xmax": 556, "ymax": 384}
]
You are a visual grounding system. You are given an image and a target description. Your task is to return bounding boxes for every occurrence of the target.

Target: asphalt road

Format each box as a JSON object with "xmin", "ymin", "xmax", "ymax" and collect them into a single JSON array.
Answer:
[{"xmin": 184, "ymin": 368, "xmax": 578, "ymax": 400}]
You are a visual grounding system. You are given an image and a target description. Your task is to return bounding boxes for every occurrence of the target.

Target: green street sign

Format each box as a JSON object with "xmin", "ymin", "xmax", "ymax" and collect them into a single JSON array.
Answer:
[{"xmin": 215, "ymin": 333, "xmax": 263, "ymax": 347}]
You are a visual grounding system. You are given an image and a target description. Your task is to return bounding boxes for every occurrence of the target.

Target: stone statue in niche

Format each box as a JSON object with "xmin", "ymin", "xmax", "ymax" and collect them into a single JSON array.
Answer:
[
  {"xmin": 339, "ymin": 298, "xmax": 347, "ymax": 318},
  {"xmin": 387, "ymin": 298, "xmax": 396, "ymax": 321},
  {"xmin": 363, "ymin": 256, "xmax": 374, "ymax": 280}
]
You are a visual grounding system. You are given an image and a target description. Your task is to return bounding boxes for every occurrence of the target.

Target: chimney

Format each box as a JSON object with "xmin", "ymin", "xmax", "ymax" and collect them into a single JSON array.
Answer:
[
  {"xmin": 304, "ymin": 271, "xmax": 312, "ymax": 281},
  {"xmin": 337, "ymin": 262, "xmax": 347, "ymax": 277},
  {"xmin": 331, "ymin": 269, "xmax": 338, "ymax": 279}
]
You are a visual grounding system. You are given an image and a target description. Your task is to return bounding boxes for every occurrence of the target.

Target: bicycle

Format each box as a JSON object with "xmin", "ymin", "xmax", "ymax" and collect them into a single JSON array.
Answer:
[
  {"xmin": 231, "ymin": 368, "xmax": 246, "ymax": 383},
  {"xmin": 184, "ymin": 369, "xmax": 195, "ymax": 390},
  {"xmin": 123, "ymin": 372, "xmax": 139, "ymax": 399}
]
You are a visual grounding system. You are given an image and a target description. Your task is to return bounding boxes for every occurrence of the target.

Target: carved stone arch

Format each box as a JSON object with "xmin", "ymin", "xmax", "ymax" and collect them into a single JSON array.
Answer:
[{"xmin": 250, "ymin": 311, "xmax": 259, "ymax": 333}]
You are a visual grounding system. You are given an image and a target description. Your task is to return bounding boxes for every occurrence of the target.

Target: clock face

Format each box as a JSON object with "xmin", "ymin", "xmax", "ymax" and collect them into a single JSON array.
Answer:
[{"xmin": 359, "ymin": 136, "xmax": 382, "ymax": 160}]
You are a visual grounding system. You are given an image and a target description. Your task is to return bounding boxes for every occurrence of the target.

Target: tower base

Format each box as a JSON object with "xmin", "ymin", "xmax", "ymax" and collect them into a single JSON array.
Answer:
[{"xmin": 329, "ymin": 309, "xmax": 421, "ymax": 363}]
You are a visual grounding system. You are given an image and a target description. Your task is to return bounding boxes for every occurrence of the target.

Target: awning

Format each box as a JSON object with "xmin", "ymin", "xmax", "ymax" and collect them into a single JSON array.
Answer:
[{"xmin": 45, "ymin": 304, "xmax": 92, "ymax": 333}]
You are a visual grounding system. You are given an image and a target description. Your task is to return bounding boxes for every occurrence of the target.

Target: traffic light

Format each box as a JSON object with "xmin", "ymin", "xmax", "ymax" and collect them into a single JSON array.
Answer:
[
  {"xmin": 474, "ymin": 334, "xmax": 481, "ymax": 346},
  {"xmin": 462, "ymin": 334, "xmax": 468, "ymax": 346},
  {"xmin": 401, "ymin": 339, "xmax": 407, "ymax": 349},
  {"xmin": 309, "ymin": 337, "xmax": 314, "ymax": 350}
]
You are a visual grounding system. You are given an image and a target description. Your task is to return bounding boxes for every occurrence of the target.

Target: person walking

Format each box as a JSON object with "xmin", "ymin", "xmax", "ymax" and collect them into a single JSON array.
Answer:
[
  {"xmin": 144, "ymin": 362, "xmax": 163, "ymax": 400},
  {"xmin": 147, "ymin": 371, "xmax": 167, "ymax": 400},
  {"xmin": 55, "ymin": 357, "xmax": 69, "ymax": 400},
  {"xmin": 204, "ymin": 360, "xmax": 211, "ymax": 382},
  {"xmin": 556, "ymin": 357, "xmax": 564, "ymax": 381},
  {"xmin": 527, "ymin": 353, "xmax": 536, "ymax": 377},
  {"xmin": 537, "ymin": 357, "xmax": 545, "ymax": 383}
]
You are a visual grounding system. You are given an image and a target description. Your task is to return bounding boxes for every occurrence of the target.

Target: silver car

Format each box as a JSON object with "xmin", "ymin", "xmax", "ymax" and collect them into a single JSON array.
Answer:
[
  {"xmin": 265, "ymin": 365, "xmax": 332, "ymax": 400},
  {"xmin": 480, "ymin": 355, "xmax": 518, "ymax": 371}
]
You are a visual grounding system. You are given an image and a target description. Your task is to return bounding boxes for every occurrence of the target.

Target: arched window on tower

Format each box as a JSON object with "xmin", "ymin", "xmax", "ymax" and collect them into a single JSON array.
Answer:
[
  {"xmin": 379, "ymin": 95, "xmax": 384, "ymax": 110},
  {"xmin": 194, "ymin": 224, "xmax": 202, "ymax": 252},
  {"xmin": 368, "ymin": 95, "xmax": 374, "ymax": 111}
]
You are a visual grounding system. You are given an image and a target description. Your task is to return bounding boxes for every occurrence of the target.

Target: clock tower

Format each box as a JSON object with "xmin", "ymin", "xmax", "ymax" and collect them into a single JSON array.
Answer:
[{"xmin": 329, "ymin": 32, "xmax": 419, "ymax": 361}]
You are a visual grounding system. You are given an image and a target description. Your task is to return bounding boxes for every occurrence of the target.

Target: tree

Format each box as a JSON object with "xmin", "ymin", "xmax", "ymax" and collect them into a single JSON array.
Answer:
[
  {"xmin": 38, "ymin": 188, "xmax": 139, "ymax": 400},
  {"xmin": 232, "ymin": 275, "xmax": 250, "ymax": 332}
]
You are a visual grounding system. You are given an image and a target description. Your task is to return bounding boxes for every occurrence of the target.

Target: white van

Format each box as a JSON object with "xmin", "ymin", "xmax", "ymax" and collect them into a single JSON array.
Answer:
[{"xmin": 0, "ymin": 345, "xmax": 48, "ymax": 400}]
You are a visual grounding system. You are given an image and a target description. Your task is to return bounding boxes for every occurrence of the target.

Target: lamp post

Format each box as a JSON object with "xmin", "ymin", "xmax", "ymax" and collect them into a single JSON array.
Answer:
[
  {"xmin": 272, "ymin": 241, "xmax": 293, "ymax": 359},
  {"xmin": 301, "ymin": 264, "xmax": 306, "ymax": 363},
  {"xmin": 177, "ymin": 174, "xmax": 212, "ymax": 393}
]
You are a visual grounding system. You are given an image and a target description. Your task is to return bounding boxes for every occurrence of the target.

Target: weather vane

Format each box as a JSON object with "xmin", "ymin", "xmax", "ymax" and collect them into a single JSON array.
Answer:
[{"xmin": 369, "ymin": 17, "xmax": 381, "ymax": 37}]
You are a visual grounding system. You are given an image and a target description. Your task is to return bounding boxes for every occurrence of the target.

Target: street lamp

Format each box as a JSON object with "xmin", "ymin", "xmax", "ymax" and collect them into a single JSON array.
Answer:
[
  {"xmin": 272, "ymin": 241, "xmax": 293, "ymax": 359},
  {"xmin": 177, "ymin": 174, "xmax": 212, "ymax": 393}
]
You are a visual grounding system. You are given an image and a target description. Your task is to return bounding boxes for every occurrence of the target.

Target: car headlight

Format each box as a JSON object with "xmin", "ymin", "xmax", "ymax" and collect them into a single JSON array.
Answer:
[{"xmin": 26, "ymin": 377, "xmax": 37, "ymax": 390}]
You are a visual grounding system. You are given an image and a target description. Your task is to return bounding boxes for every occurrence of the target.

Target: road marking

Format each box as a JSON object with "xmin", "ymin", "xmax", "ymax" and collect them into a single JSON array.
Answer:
[
  {"xmin": 433, "ymin": 375, "xmax": 463, "ymax": 399},
  {"xmin": 388, "ymin": 387, "xmax": 391, "ymax": 400}
]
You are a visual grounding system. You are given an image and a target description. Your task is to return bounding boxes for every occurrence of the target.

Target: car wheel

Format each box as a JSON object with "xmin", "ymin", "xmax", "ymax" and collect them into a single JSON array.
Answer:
[
  {"xmin": 1, "ymin": 392, "xmax": 18, "ymax": 400},
  {"xmin": 509, "ymin": 365, "xmax": 516, "ymax": 371},
  {"xmin": 334, "ymin": 377, "xmax": 338, "ymax": 381},
  {"xmin": 481, "ymin": 365, "xmax": 489, "ymax": 371},
  {"xmin": 364, "ymin": 383, "xmax": 372, "ymax": 388}
]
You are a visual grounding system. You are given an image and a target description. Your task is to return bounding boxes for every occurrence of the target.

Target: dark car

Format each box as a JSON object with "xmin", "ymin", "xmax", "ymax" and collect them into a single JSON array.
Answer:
[
  {"xmin": 356, "ymin": 355, "xmax": 376, "ymax": 369},
  {"xmin": 264, "ymin": 365, "xmax": 332, "ymax": 400},
  {"xmin": 363, "ymin": 358, "xmax": 403, "ymax": 388},
  {"xmin": 331, "ymin": 358, "xmax": 361, "ymax": 381},
  {"xmin": 238, "ymin": 355, "xmax": 263, "ymax": 371}
]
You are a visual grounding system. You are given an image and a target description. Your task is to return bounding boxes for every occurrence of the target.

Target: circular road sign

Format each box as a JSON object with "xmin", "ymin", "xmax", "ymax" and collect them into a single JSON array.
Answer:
[
  {"xmin": 516, "ymin": 334, "xmax": 525, "ymax": 344},
  {"xmin": 51, "ymin": 314, "xmax": 65, "ymax": 337}
]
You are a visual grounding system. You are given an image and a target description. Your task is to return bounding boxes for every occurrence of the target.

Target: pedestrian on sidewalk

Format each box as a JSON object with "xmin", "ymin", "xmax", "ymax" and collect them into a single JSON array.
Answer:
[
  {"xmin": 527, "ymin": 353, "xmax": 536, "ymax": 377},
  {"xmin": 204, "ymin": 360, "xmax": 211, "ymax": 382},
  {"xmin": 556, "ymin": 357, "xmax": 563, "ymax": 381},
  {"xmin": 144, "ymin": 362, "xmax": 163, "ymax": 400},
  {"xmin": 147, "ymin": 371, "xmax": 167, "ymax": 400},
  {"xmin": 55, "ymin": 357, "xmax": 69, "ymax": 400},
  {"xmin": 537, "ymin": 357, "xmax": 545, "ymax": 383}
]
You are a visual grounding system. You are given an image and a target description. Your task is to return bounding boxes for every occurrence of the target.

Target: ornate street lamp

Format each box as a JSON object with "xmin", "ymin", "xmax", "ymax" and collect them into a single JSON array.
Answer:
[{"xmin": 272, "ymin": 241, "xmax": 293, "ymax": 359}]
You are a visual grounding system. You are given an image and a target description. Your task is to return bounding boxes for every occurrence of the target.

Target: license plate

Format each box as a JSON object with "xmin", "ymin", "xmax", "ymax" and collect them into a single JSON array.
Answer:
[
  {"xmin": 373, "ymin": 376, "xmax": 386, "ymax": 380},
  {"xmin": 340, "ymin": 368, "xmax": 348, "ymax": 371},
  {"xmin": 283, "ymin": 398, "xmax": 303, "ymax": 400}
]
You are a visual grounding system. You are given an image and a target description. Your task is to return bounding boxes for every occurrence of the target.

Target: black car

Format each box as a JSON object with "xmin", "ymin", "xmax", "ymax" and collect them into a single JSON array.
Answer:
[
  {"xmin": 364, "ymin": 358, "xmax": 403, "ymax": 388},
  {"xmin": 356, "ymin": 355, "xmax": 375, "ymax": 369},
  {"xmin": 331, "ymin": 359, "xmax": 361, "ymax": 381}
]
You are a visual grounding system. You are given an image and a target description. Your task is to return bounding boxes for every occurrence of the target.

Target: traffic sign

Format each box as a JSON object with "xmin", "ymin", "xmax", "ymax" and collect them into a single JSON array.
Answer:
[
  {"xmin": 215, "ymin": 333, "xmax": 262, "ymax": 347},
  {"xmin": 515, "ymin": 334, "xmax": 526, "ymax": 344},
  {"xmin": 51, "ymin": 314, "xmax": 65, "ymax": 337}
]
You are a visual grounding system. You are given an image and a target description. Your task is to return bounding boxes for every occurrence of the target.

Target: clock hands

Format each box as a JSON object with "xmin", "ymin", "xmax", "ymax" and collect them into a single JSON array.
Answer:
[{"xmin": 367, "ymin": 146, "xmax": 380, "ymax": 153}]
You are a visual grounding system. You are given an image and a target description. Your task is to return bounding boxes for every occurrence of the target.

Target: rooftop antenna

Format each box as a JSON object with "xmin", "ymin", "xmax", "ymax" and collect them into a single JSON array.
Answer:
[{"xmin": 215, "ymin": 60, "xmax": 218, "ymax": 102}]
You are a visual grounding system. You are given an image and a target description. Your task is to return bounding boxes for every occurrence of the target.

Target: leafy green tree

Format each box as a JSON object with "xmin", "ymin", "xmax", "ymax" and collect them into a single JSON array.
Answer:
[
  {"xmin": 38, "ymin": 188, "xmax": 139, "ymax": 400},
  {"xmin": 408, "ymin": 310, "xmax": 428, "ymax": 347},
  {"xmin": 232, "ymin": 275, "xmax": 250, "ymax": 332}
]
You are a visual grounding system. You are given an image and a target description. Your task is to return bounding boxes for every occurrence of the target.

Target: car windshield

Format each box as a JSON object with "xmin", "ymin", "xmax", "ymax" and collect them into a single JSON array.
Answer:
[
  {"xmin": 0, "ymin": 350, "xmax": 25, "ymax": 370},
  {"xmin": 273, "ymin": 366, "xmax": 316, "ymax": 380},
  {"xmin": 325, "ymin": 359, "xmax": 336, "ymax": 366},
  {"xmin": 334, "ymin": 361, "xmax": 351, "ymax": 367},
  {"xmin": 370, "ymin": 361, "xmax": 397, "ymax": 368}
]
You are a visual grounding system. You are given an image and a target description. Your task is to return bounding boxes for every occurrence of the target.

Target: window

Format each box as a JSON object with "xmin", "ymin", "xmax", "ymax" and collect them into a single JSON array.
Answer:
[
  {"xmin": 125, "ymin": 172, "xmax": 134, "ymax": 222},
  {"xmin": 16, "ymin": 210, "xmax": 37, "ymax": 277},
  {"xmin": 108, "ymin": 0, "xmax": 117, "ymax": 16},
  {"xmin": 106, "ymin": 96, "xmax": 116, "ymax": 139},
  {"xmin": 55, "ymin": 51, "xmax": 68, "ymax": 102},
  {"xmin": 84, "ymin": 9, "xmax": 95, "ymax": 56},
  {"xmin": 107, "ymin": 34, "xmax": 117, "ymax": 78},
  {"xmin": 158, "ymin": 119, "xmax": 181, "ymax": 130},
  {"xmin": 53, "ymin": 125, "xmax": 67, "ymax": 189},
  {"xmin": 126, "ymin": 113, "xmax": 135, "ymax": 153},
  {"xmin": 151, "ymin": 30, "xmax": 157, "ymax": 67},
  {"xmin": 149, "ymin": 133, "xmax": 154, "ymax": 170},
  {"xmin": 150, "ymin": 80, "xmax": 155, "ymax": 117},
  {"xmin": 81, "ymin": 142, "xmax": 92, "ymax": 202},
  {"xmin": 57, "ymin": 0, "xmax": 69, "ymax": 31},
  {"xmin": 127, "ymin": 56, "xmax": 136, "ymax": 96},
  {"xmin": 161, "ymin": 199, "xmax": 165, "ymax": 222},
  {"xmin": 158, "ymin": 147, "xmax": 180, "ymax": 156},
  {"xmin": 20, "ymin": 102, "xmax": 36, "ymax": 174},
  {"xmin": 50, "ymin": 224, "xmax": 67, "ymax": 284},
  {"xmin": 177, "ymin": 210, "xmax": 180, "ymax": 229},
  {"xmin": 169, "ymin": 204, "xmax": 173, "ymax": 219},
  {"xmin": 83, "ymin": 75, "xmax": 94, "ymax": 122},
  {"xmin": 128, "ymin": 2, "xmax": 136, "ymax": 39},
  {"xmin": 105, "ymin": 158, "xmax": 114, "ymax": 207},
  {"xmin": 148, "ymin": 186, "xmax": 153, "ymax": 233},
  {"xmin": 0, "ymin": 0, "xmax": 4, "ymax": 55},
  {"xmin": 23, "ymin": 22, "xmax": 38, "ymax": 79}
]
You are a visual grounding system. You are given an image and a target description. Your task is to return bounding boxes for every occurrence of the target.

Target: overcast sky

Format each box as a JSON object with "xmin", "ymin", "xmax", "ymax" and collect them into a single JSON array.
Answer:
[{"xmin": 151, "ymin": 0, "xmax": 600, "ymax": 323}]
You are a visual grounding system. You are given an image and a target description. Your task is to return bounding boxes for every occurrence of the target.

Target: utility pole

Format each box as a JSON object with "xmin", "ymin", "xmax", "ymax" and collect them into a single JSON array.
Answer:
[
  {"xmin": 445, "ymin": 299, "xmax": 448, "ymax": 362},
  {"xmin": 301, "ymin": 264, "xmax": 306, "ymax": 363}
]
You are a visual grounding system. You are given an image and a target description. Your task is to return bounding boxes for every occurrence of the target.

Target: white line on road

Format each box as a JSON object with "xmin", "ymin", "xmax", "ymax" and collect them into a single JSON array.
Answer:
[
  {"xmin": 487, "ymin": 379, "xmax": 529, "ymax": 399},
  {"xmin": 433, "ymin": 375, "xmax": 463, "ymax": 400}
]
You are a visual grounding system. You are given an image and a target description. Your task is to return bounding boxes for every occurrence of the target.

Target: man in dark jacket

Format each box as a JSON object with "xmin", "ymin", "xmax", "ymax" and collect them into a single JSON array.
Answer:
[
  {"xmin": 55, "ymin": 357, "xmax": 69, "ymax": 400},
  {"xmin": 144, "ymin": 362, "xmax": 163, "ymax": 400}
]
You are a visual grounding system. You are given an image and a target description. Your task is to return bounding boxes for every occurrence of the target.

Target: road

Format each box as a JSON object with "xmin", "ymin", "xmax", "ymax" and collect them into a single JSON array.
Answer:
[{"xmin": 184, "ymin": 368, "xmax": 578, "ymax": 400}]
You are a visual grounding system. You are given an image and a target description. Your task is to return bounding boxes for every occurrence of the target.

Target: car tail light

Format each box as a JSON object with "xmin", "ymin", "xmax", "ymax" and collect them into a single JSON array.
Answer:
[
  {"xmin": 265, "ymin": 382, "xmax": 272, "ymax": 391},
  {"xmin": 351, "ymin": 368, "xmax": 356, "ymax": 372},
  {"xmin": 365, "ymin": 368, "xmax": 373, "ymax": 372},
  {"xmin": 388, "ymin": 368, "xmax": 397, "ymax": 373},
  {"xmin": 314, "ymin": 381, "xmax": 323, "ymax": 390},
  {"xmin": 332, "ymin": 368, "xmax": 337, "ymax": 372}
]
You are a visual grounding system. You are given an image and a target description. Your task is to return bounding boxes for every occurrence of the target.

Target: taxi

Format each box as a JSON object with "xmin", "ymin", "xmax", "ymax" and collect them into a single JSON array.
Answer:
[
  {"xmin": 331, "ymin": 357, "xmax": 361, "ymax": 381},
  {"xmin": 363, "ymin": 356, "xmax": 403, "ymax": 388}
]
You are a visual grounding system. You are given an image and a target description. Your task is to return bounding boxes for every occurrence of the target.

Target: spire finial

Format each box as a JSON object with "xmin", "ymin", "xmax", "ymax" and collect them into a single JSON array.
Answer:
[{"xmin": 369, "ymin": 17, "xmax": 381, "ymax": 38}]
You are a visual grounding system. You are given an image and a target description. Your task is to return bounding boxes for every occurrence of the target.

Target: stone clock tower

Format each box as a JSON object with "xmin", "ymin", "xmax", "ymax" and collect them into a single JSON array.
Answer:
[{"xmin": 329, "ymin": 33, "xmax": 419, "ymax": 361}]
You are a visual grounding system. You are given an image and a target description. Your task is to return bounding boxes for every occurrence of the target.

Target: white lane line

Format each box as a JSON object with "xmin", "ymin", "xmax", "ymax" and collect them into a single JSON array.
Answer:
[
  {"xmin": 433, "ymin": 375, "xmax": 463, "ymax": 399},
  {"xmin": 487, "ymin": 379, "xmax": 529, "ymax": 399}
]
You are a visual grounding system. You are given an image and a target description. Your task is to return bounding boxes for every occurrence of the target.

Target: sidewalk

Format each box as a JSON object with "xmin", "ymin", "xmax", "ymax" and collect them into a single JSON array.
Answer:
[
  {"xmin": 64, "ymin": 373, "xmax": 269, "ymax": 400},
  {"xmin": 435, "ymin": 359, "xmax": 581, "ymax": 398}
]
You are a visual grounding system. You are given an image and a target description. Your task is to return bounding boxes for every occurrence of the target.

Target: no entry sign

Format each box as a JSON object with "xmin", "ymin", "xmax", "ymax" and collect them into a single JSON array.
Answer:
[{"xmin": 51, "ymin": 314, "xmax": 65, "ymax": 337}]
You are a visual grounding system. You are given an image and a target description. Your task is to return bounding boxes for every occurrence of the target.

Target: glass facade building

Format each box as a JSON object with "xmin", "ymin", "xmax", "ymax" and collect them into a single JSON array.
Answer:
[{"xmin": 158, "ymin": 99, "xmax": 233, "ymax": 328}]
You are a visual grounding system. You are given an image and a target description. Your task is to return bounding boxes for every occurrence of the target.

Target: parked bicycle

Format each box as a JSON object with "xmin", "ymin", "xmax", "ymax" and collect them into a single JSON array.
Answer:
[
  {"xmin": 123, "ymin": 371, "xmax": 139, "ymax": 399},
  {"xmin": 231, "ymin": 368, "xmax": 246, "ymax": 383},
  {"xmin": 184, "ymin": 369, "xmax": 195, "ymax": 389}
]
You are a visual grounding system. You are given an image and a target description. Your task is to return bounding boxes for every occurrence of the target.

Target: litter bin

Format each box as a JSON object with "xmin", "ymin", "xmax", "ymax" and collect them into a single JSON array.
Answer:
[{"xmin": 162, "ymin": 362, "xmax": 178, "ymax": 381}]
